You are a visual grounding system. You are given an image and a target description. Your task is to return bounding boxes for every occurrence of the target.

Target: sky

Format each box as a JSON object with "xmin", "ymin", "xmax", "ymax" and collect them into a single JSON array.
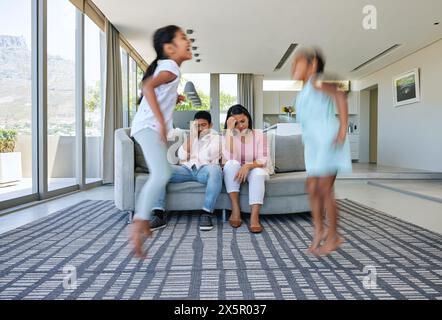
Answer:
[{"xmin": 0, "ymin": 0, "xmax": 103, "ymax": 85}]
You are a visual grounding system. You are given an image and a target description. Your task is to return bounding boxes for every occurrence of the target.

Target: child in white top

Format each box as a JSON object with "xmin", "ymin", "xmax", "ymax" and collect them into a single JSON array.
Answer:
[{"xmin": 130, "ymin": 25, "xmax": 192, "ymax": 260}]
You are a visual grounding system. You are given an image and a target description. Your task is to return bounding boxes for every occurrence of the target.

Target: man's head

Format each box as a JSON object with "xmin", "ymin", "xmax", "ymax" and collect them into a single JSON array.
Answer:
[{"xmin": 193, "ymin": 111, "xmax": 212, "ymax": 136}]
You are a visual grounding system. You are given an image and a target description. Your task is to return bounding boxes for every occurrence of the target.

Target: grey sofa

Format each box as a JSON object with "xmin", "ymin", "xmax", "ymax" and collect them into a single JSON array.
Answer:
[{"xmin": 114, "ymin": 127, "xmax": 310, "ymax": 221}]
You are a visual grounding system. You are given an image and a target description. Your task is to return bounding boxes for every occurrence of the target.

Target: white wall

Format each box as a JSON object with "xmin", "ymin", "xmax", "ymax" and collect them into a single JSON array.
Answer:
[{"xmin": 353, "ymin": 39, "xmax": 442, "ymax": 171}]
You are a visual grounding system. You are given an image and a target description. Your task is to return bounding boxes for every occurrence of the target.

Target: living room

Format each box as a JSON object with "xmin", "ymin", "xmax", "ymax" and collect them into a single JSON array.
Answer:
[{"xmin": 0, "ymin": 0, "xmax": 441, "ymax": 306}]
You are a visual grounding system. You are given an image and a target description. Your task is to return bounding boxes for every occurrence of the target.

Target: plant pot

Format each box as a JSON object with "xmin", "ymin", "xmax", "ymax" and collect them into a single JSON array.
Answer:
[{"xmin": 0, "ymin": 152, "xmax": 23, "ymax": 184}]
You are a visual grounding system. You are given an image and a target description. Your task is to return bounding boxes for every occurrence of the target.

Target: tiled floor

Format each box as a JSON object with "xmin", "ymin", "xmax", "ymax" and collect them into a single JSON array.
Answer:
[
  {"xmin": 367, "ymin": 180, "xmax": 442, "ymax": 202},
  {"xmin": 1, "ymin": 179, "xmax": 442, "ymax": 236},
  {"xmin": 0, "ymin": 178, "xmax": 102, "ymax": 202},
  {"xmin": 335, "ymin": 180, "xmax": 442, "ymax": 234}
]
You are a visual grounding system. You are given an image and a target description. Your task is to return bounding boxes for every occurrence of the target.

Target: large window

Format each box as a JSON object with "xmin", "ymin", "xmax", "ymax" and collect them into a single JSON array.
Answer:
[
  {"xmin": 219, "ymin": 74, "xmax": 238, "ymax": 129},
  {"xmin": 120, "ymin": 48, "xmax": 129, "ymax": 127},
  {"xmin": 0, "ymin": 0, "xmax": 33, "ymax": 202},
  {"xmin": 0, "ymin": 0, "xmax": 149, "ymax": 211},
  {"xmin": 178, "ymin": 73, "xmax": 210, "ymax": 111},
  {"xmin": 84, "ymin": 16, "xmax": 105, "ymax": 184},
  {"xmin": 47, "ymin": 0, "xmax": 77, "ymax": 192},
  {"xmin": 137, "ymin": 65, "xmax": 144, "ymax": 104},
  {"xmin": 128, "ymin": 57, "xmax": 137, "ymax": 125}
]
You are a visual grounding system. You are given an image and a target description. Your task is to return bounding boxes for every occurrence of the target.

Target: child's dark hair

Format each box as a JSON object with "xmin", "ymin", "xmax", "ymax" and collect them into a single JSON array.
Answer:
[
  {"xmin": 138, "ymin": 25, "xmax": 181, "ymax": 104},
  {"xmin": 296, "ymin": 47, "xmax": 325, "ymax": 74},
  {"xmin": 194, "ymin": 110, "xmax": 212, "ymax": 124},
  {"xmin": 224, "ymin": 104, "xmax": 253, "ymax": 130}
]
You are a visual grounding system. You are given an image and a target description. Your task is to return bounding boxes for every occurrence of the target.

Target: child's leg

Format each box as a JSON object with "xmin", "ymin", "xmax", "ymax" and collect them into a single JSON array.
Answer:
[
  {"xmin": 306, "ymin": 177, "xmax": 323, "ymax": 254},
  {"xmin": 318, "ymin": 175, "xmax": 343, "ymax": 256},
  {"xmin": 130, "ymin": 128, "xmax": 172, "ymax": 259},
  {"xmin": 133, "ymin": 129, "xmax": 172, "ymax": 221}
]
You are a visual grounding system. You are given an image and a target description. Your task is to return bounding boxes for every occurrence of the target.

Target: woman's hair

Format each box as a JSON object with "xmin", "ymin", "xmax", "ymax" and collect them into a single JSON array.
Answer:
[
  {"xmin": 138, "ymin": 25, "xmax": 181, "ymax": 104},
  {"xmin": 224, "ymin": 104, "xmax": 253, "ymax": 130},
  {"xmin": 295, "ymin": 47, "xmax": 326, "ymax": 74}
]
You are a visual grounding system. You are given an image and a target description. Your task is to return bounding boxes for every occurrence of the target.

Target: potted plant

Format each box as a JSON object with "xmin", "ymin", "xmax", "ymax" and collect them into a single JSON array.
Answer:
[
  {"xmin": 0, "ymin": 129, "xmax": 22, "ymax": 184},
  {"xmin": 281, "ymin": 106, "xmax": 295, "ymax": 117}
]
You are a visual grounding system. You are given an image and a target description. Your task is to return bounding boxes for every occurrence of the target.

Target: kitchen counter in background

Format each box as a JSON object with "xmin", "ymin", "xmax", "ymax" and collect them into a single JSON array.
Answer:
[{"xmin": 263, "ymin": 114, "xmax": 296, "ymax": 128}]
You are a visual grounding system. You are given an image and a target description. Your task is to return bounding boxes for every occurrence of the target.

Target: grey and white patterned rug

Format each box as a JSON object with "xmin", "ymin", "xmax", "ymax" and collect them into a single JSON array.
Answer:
[{"xmin": 0, "ymin": 199, "xmax": 441, "ymax": 300}]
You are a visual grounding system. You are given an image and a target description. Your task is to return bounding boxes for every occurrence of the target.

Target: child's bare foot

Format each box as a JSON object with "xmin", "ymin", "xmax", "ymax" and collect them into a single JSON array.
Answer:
[
  {"xmin": 129, "ymin": 219, "xmax": 152, "ymax": 260},
  {"xmin": 318, "ymin": 234, "xmax": 344, "ymax": 256},
  {"xmin": 307, "ymin": 230, "xmax": 324, "ymax": 256}
]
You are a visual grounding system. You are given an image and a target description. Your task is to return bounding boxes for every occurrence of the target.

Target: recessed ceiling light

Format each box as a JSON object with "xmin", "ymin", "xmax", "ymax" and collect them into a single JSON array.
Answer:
[
  {"xmin": 196, "ymin": 59, "xmax": 201, "ymax": 63},
  {"xmin": 190, "ymin": 38, "xmax": 195, "ymax": 43},
  {"xmin": 194, "ymin": 53, "xmax": 200, "ymax": 57},
  {"xmin": 186, "ymin": 29, "xmax": 194, "ymax": 34},
  {"xmin": 192, "ymin": 46, "xmax": 198, "ymax": 51},
  {"xmin": 434, "ymin": 22, "xmax": 440, "ymax": 25}
]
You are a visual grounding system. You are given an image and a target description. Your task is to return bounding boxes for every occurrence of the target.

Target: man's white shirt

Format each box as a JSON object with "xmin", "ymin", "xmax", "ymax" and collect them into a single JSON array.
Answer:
[{"xmin": 177, "ymin": 130, "xmax": 221, "ymax": 169}]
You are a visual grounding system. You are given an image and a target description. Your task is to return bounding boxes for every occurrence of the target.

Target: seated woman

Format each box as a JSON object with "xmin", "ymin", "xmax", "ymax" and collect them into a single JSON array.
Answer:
[{"xmin": 222, "ymin": 104, "xmax": 270, "ymax": 233}]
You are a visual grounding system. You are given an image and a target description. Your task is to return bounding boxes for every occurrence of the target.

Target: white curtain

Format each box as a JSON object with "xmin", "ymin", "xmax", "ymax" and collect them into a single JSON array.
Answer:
[
  {"xmin": 102, "ymin": 19, "xmax": 123, "ymax": 184},
  {"xmin": 237, "ymin": 74, "xmax": 254, "ymax": 120}
]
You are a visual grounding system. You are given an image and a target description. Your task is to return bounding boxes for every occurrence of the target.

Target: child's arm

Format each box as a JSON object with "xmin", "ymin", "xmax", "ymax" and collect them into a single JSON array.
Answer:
[
  {"xmin": 317, "ymin": 82, "xmax": 348, "ymax": 145},
  {"xmin": 142, "ymin": 71, "xmax": 177, "ymax": 142}
]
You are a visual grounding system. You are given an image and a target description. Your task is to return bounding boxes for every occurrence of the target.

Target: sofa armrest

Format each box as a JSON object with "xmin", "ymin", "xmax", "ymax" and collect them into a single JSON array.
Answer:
[{"xmin": 114, "ymin": 128, "xmax": 135, "ymax": 211}]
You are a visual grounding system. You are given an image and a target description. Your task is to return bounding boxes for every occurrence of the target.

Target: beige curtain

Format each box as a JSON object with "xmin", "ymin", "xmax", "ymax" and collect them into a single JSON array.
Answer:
[
  {"xmin": 237, "ymin": 74, "xmax": 254, "ymax": 120},
  {"xmin": 102, "ymin": 19, "xmax": 123, "ymax": 184}
]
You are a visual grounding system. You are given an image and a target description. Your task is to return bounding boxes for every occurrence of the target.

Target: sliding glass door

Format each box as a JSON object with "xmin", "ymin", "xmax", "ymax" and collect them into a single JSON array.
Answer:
[
  {"xmin": 84, "ymin": 16, "xmax": 105, "ymax": 184},
  {"xmin": 47, "ymin": 0, "xmax": 77, "ymax": 192},
  {"xmin": 0, "ymin": 0, "xmax": 35, "ymax": 203},
  {"xmin": 128, "ymin": 57, "xmax": 137, "ymax": 125},
  {"xmin": 0, "ymin": 0, "xmax": 152, "ymax": 211}
]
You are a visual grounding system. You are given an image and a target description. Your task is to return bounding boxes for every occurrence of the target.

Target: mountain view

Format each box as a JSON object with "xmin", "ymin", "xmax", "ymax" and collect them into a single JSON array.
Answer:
[{"xmin": 0, "ymin": 35, "xmax": 101, "ymax": 136}]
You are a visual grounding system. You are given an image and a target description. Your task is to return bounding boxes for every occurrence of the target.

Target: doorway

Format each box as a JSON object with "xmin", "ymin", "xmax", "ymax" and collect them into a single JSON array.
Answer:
[{"xmin": 369, "ymin": 87, "xmax": 378, "ymax": 164}]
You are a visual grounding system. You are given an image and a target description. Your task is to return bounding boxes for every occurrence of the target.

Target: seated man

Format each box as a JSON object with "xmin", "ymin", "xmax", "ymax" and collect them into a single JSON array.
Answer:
[{"xmin": 150, "ymin": 111, "xmax": 222, "ymax": 231}]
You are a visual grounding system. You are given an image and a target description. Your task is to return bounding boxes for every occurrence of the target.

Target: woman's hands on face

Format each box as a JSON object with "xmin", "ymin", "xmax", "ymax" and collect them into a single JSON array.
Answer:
[{"xmin": 226, "ymin": 117, "xmax": 237, "ymax": 130}]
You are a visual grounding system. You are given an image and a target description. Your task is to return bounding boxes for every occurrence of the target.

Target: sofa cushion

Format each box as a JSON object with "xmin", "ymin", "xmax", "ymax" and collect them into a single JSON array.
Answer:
[
  {"xmin": 135, "ymin": 171, "xmax": 307, "ymax": 197},
  {"xmin": 274, "ymin": 134, "xmax": 305, "ymax": 173},
  {"xmin": 134, "ymin": 129, "xmax": 185, "ymax": 173},
  {"xmin": 265, "ymin": 130, "xmax": 276, "ymax": 175}
]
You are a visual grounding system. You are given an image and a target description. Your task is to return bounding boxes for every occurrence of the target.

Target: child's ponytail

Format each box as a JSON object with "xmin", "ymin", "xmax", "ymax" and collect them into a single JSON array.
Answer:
[
  {"xmin": 312, "ymin": 48, "xmax": 325, "ymax": 75},
  {"xmin": 138, "ymin": 25, "xmax": 181, "ymax": 104}
]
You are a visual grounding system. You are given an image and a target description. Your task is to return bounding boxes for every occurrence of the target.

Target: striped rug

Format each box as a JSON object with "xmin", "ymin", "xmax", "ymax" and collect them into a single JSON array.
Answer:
[{"xmin": 0, "ymin": 199, "xmax": 440, "ymax": 300}]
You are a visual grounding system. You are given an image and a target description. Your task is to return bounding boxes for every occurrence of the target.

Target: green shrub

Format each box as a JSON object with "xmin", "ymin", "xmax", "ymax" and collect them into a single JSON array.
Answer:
[{"xmin": 0, "ymin": 129, "xmax": 18, "ymax": 153}]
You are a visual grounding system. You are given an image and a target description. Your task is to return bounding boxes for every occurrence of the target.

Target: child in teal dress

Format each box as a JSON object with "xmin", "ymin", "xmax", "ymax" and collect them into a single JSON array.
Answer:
[{"xmin": 292, "ymin": 48, "xmax": 352, "ymax": 256}]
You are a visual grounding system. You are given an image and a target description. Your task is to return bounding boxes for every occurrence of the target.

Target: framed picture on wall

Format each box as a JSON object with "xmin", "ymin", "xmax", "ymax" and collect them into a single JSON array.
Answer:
[{"xmin": 393, "ymin": 68, "xmax": 420, "ymax": 107}]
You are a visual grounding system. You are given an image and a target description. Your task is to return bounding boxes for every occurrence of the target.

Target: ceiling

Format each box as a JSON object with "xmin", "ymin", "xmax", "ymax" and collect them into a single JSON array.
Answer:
[{"xmin": 93, "ymin": 0, "xmax": 442, "ymax": 80}]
